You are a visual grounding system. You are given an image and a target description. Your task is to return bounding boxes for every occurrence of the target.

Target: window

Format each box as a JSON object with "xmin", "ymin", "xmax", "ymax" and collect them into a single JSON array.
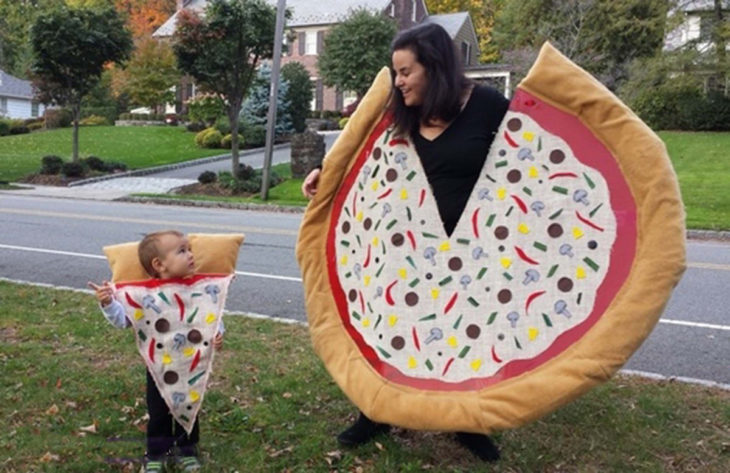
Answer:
[
  {"xmin": 461, "ymin": 42, "xmax": 471, "ymax": 66},
  {"xmin": 310, "ymin": 79, "xmax": 317, "ymax": 111},
  {"xmin": 31, "ymin": 101, "xmax": 39, "ymax": 118},
  {"xmin": 305, "ymin": 31, "xmax": 318, "ymax": 55},
  {"xmin": 389, "ymin": 2, "xmax": 395, "ymax": 17},
  {"xmin": 411, "ymin": 0, "xmax": 417, "ymax": 22}
]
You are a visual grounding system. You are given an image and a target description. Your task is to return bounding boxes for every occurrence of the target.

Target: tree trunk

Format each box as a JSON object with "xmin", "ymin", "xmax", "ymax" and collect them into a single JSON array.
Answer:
[
  {"xmin": 72, "ymin": 102, "xmax": 81, "ymax": 163},
  {"xmin": 229, "ymin": 101, "xmax": 242, "ymax": 175}
]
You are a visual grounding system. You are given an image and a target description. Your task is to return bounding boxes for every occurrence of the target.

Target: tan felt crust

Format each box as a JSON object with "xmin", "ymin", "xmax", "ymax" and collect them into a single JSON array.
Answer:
[
  {"xmin": 296, "ymin": 43, "xmax": 685, "ymax": 433},
  {"xmin": 104, "ymin": 233, "xmax": 244, "ymax": 282}
]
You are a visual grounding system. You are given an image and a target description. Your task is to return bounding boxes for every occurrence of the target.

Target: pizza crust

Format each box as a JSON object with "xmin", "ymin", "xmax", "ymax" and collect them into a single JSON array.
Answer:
[{"xmin": 296, "ymin": 42, "xmax": 685, "ymax": 432}]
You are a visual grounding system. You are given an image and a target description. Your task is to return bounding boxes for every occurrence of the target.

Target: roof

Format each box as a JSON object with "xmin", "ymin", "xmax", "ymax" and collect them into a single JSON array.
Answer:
[
  {"xmin": 154, "ymin": 0, "xmax": 392, "ymax": 36},
  {"xmin": 421, "ymin": 12, "xmax": 469, "ymax": 38},
  {"xmin": 677, "ymin": 0, "xmax": 729, "ymax": 12},
  {"xmin": 0, "ymin": 69, "xmax": 34, "ymax": 100}
]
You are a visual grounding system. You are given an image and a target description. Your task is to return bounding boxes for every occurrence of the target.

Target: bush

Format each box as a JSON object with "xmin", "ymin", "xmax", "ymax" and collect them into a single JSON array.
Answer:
[
  {"xmin": 213, "ymin": 116, "xmax": 232, "ymax": 135},
  {"xmin": 221, "ymin": 133, "xmax": 244, "ymax": 149},
  {"xmin": 235, "ymin": 163, "xmax": 255, "ymax": 180},
  {"xmin": 281, "ymin": 62, "xmax": 313, "ymax": 133},
  {"xmin": 198, "ymin": 171, "xmax": 217, "ymax": 184},
  {"xmin": 338, "ymin": 117, "xmax": 349, "ymax": 129},
  {"xmin": 104, "ymin": 161, "xmax": 128, "ymax": 173},
  {"xmin": 81, "ymin": 106, "xmax": 118, "ymax": 124},
  {"xmin": 44, "ymin": 108, "xmax": 73, "ymax": 129},
  {"xmin": 80, "ymin": 115, "xmax": 109, "ymax": 126},
  {"xmin": 322, "ymin": 110, "xmax": 340, "ymax": 120},
  {"xmin": 82, "ymin": 156, "xmax": 106, "ymax": 172},
  {"xmin": 9, "ymin": 120, "xmax": 30, "ymax": 135},
  {"xmin": 61, "ymin": 162, "xmax": 85, "ymax": 178},
  {"xmin": 194, "ymin": 127, "xmax": 223, "ymax": 148},
  {"xmin": 27, "ymin": 121, "xmax": 45, "ymax": 131},
  {"xmin": 242, "ymin": 124, "xmax": 267, "ymax": 148},
  {"xmin": 0, "ymin": 120, "xmax": 10, "ymax": 136},
  {"xmin": 41, "ymin": 155, "xmax": 64, "ymax": 175},
  {"xmin": 632, "ymin": 85, "xmax": 730, "ymax": 131},
  {"xmin": 186, "ymin": 122, "xmax": 206, "ymax": 132},
  {"xmin": 187, "ymin": 94, "xmax": 225, "ymax": 125}
]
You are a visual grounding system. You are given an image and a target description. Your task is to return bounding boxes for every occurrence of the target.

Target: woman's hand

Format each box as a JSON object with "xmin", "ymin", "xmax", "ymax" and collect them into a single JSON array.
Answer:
[{"xmin": 301, "ymin": 168, "xmax": 321, "ymax": 199}]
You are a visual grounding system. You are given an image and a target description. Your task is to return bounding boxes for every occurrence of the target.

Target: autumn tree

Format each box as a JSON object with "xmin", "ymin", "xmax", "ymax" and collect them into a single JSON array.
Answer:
[
  {"xmin": 30, "ymin": 6, "xmax": 132, "ymax": 161},
  {"xmin": 426, "ymin": 0, "xmax": 505, "ymax": 62},
  {"xmin": 114, "ymin": 37, "xmax": 179, "ymax": 111},
  {"xmin": 173, "ymin": 0, "xmax": 277, "ymax": 174},
  {"xmin": 115, "ymin": 0, "xmax": 176, "ymax": 37}
]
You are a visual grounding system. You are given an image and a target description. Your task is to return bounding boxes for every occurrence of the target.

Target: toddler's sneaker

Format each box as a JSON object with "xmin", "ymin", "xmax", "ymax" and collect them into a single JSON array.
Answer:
[
  {"xmin": 179, "ymin": 455, "xmax": 201, "ymax": 472},
  {"xmin": 141, "ymin": 459, "xmax": 165, "ymax": 473}
]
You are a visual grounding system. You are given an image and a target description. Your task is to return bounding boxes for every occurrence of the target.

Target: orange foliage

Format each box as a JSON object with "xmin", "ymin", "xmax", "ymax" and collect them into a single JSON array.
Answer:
[{"xmin": 115, "ymin": 0, "xmax": 175, "ymax": 37}]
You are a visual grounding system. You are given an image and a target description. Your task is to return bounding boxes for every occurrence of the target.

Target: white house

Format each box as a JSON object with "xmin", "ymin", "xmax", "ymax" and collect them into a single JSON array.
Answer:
[
  {"xmin": 664, "ymin": 0, "xmax": 730, "ymax": 53},
  {"xmin": 0, "ymin": 69, "xmax": 45, "ymax": 120}
]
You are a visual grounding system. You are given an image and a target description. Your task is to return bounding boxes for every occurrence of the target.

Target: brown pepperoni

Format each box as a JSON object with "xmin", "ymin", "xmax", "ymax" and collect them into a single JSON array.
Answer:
[
  {"xmin": 497, "ymin": 289, "xmax": 512, "ymax": 304},
  {"xmin": 558, "ymin": 277, "xmax": 574, "ymax": 292},
  {"xmin": 342, "ymin": 221, "xmax": 351, "ymax": 234},
  {"xmin": 391, "ymin": 233, "xmax": 405, "ymax": 246},
  {"xmin": 405, "ymin": 292, "xmax": 419, "ymax": 306},
  {"xmin": 391, "ymin": 336, "xmax": 405, "ymax": 350},
  {"xmin": 163, "ymin": 371, "xmax": 179, "ymax": 384},
  {"xmin": 550, "ymin": 149, "xmax": 566, "ymax": 164},
  {"xmin": 373, "ymin": 147, "xmax": 382, "ymax": 160},
  {"xmin": 507, "ymin": 169, "xmax": 521, "ymax": 183},
  {"xmin": 448, "ymin": 257, "xmax": 462, "ymax": 271},
  {"xmin": 494, "ymin": 226, "xmax": 509, "ymax": 240},
  {"xmin": 188, "ymin": 329, "xmax": 202, "ymax": 344},
  {"xmin": 155, "ymin": 319, "xmax": 170, "ymax": 333},
  {"xmin": 363, "ymin": 218, "xmax": 372, "ymax": 230},
  {"xmin": 386, "ymin": 168, "xmax": 398, "ymax": 182},
  {"xmin": 348, "ymin": 289, "xmax": 358, "ymax": 302},
  {"xmin": 466, "ymin": 324, "xmax": 481, "ymax": 339},
  {"xmin": 548, "ymin": 223, "xmax": 563, "ymax": 238},
  {"xmin": 507, "ymin": 118, "xmax": 522, "ymax": 132}
]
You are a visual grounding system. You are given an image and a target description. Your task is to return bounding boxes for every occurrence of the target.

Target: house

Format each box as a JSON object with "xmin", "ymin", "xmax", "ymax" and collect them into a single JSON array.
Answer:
[
  {"xmin": 154, "ymin": 0, "xmax": 510, "ymax": 112},
  {"xmin": 0, "ymin": 69, "xmax": 45, "ymax": 120}
]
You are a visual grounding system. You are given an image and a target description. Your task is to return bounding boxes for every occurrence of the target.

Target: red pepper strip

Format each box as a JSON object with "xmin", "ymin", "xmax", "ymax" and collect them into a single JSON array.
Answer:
[
  {"xmin": 359, "ymin": 290, "xmax": 365, "ymax": 314},
  {"xmin": 352, "ymin": 192, "xmax": 358, "ymax": 216},
  {"xmin": 471, "ymin": 208, "xmax": 480, "ymax": 238},
  {"xmin": 442, "ymin": 357, "xmax": 455, "ymax": 376},
  {"xmin": 125, "ymin": 292, "xmax": 142, "ymax": 309},
  {"xmin": 389, "ymin": 138, "xmax": 408, "ymax": 147},
  {"xmin": 511, "ymin": 194, "xmax": 528, "ymax": 214},
  {"xmin": 363, "ymin": 244, "xmax": 372, "ymax": 268},
  {"xmin": 406, "ymin": 230, "xmax": 416, "ymax": 250},
  {"xmin": 412, "ymin": 327, "xmax": 420, "ymax": 351},
  {"xmin": 525, "ymin": 290, "xmax": 546, "ymax": 315},
  {"xmin": 385, "ymin": 280, "xmax": 398, "ymax": 306},
  {"xmin": 377, "ymin": 188, "xmax": 393, "ymax": 199},
  {"xmin": 444, "ymin": 292, "xmax": 458, "ymax": 314},
  {"xmin": 190, "ymin": 349, "xmax": 201, "ymax": 372},
  {"xmin": 174, "ymin": 293, "xmax": 184, "ymax": 321},
  {"xmin": 515, "ymin": 246, "xmax": 540, "ymax": 265},
  {"xmin": 549, "ymin": 172, "xmax": 578, "ymax": 179},
  {"xmin": 504, "ymin": 131, "xmax": 519, "ymax": 148},
  {"xmin": 576, "ymin": 211, "xmax": 605, "ymax": 232},
  {"xmin": 418, "ymin": 189, "xmax": 426, "ymax": 207},
  {"xmin": 491, "ymin": 345, "xmax": 502, "ymax": 363},
  {"xmin": 149, "ymin": 338, "xmax": 156, "ymax": 363}
]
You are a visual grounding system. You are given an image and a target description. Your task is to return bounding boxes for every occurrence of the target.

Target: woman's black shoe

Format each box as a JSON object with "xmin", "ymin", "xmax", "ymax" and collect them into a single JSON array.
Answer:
[
  {"xmin": 337, "ymin": 412, "xmax": 391, "ymax": 446},
  {"xmin": 455, "ymin": 432, "xmax": 500, "ymax": 462}
]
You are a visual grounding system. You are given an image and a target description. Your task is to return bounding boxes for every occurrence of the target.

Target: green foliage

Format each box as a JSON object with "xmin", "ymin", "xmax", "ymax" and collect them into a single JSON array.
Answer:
[
  {"xmin": 27, "ymin": 121, "xmax": 45, "ymax": 132},
  {"xmin": 187, "ymin": 94, "xmax": 226, "ymax": 126},
  {"xmin": 8, "ymin": 121, "xmax": 30, "ymax": 135},
  {"xmin": 40, "ymin": 155, "xmax": 64, "ymax": 175},
  {"xmin": 0, "ymin": 0, "xmax": 58, "ymax": 78},
  {"xmin": 116, "ymin": 37, "xmax": 179, "ymax": 110},
  {"xmin": 281, "ymin": 62, "xmax": 313, "ymax": 133},
  {"xmin": 219, "ymin": 166, "xmax": 282, "ymax": 194},
  {"xmin": 242, "ymin": 124, "xmax": 267, "ymax": 148},
  {"xmin": 195, "ymin": 127, "xmax": 223, "ymax": 148},
  {"xmin": 339, "ymin": 117, "xmax": 350, "ymax": 129},
  {"xmin": 61, "ymin": 161, "xmax": 85, "ymax": 178},
  {"xmin": 43, "ymin": 108, "xmax": 73, "ymax": 129},
  {"xmin": 79, "ymin": 115, "xmax": 109, "ymax": 126},
  {"xmin": 241, "ymin": 63, "xmax": 294, "ymax": 138},
  {"xmin": 198, "ymin": 170, "xmax": 217, "ymax": 184},
  {"xmin": 221, "ymin": 133, "xmax": 244, "ymax": 149},
  {"xmin": 0, "ymin": 120, "xmax": 9, "ymax": 137},
  {"xmin": 318, "ymin": 8, "xmax": 397, "ymax": 97},
  {"xmin": 235, "ymin": 163, "xmax": 255, "ymax": 180},
  {"xmin": 81, "ymin": 156, "xmax": 106, "ymax": 172}
]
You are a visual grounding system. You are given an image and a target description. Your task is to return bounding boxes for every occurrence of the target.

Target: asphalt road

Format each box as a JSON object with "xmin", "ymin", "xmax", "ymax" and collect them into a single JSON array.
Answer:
[{"xmin": 0, "ymin": 194, "xmax": 728, "ymax": 386}]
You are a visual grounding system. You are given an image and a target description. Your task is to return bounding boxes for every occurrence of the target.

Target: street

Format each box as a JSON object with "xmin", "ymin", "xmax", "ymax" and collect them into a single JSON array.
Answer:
[{"xmin": 1, "ymin": 193, "xmax": 728, "ymax": 387}]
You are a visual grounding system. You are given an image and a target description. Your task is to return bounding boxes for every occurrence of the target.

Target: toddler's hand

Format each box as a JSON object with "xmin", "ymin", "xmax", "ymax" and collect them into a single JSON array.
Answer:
[
  {"xmin": 213, "ymin": 332, "xmax": 224, "ymax": 351},
  {"xmin": 88, "ymin": 281, "xmax": 113, "ymax": 307}
]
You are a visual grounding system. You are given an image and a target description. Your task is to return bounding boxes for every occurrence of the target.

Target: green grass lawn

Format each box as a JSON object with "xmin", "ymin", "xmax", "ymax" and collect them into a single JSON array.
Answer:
[
  {"xmin": 1, "ymin": 280, "xmax": 728, "ymax": 472},
  {"xmin": 0, "ymin": 126, "xmax": 225, "ymax": 182}
]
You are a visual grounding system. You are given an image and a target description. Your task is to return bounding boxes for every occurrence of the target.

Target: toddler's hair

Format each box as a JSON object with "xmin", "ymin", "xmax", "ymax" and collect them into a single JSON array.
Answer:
[{"xmin": 138, "ymin": 230, "xmax": 184, "ymax": 277}]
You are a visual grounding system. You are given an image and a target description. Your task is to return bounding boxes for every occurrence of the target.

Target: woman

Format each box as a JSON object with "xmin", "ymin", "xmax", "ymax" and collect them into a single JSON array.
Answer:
[{"xmin": 301, "ymin": 23, "xmax": 509, "ymax": 462}]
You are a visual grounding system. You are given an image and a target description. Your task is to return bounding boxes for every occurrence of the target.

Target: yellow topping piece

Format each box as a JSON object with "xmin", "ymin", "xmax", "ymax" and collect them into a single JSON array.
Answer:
[
  {"xmin": 528, "ymin": 327, "xmax": 539, "ymax": 341},
  {"xmin": 447, "ymin": 336, "xmax": 458, "ymax": 348},
  {"xmin": 573, "ymin": 227, "xmax": 585, "ymax": 239},
  {"xmin": 439, "ymin": 241, "xmax": 451, "ymax": 252},
  {"xmin": 372, "ymin": 237, "xmax": 379, "ymax": 246},
  {"xmin": 356, "ymin": 211, "xmax": 364, "ymax": 222},
  {"xmin": 162, "ymin": 354, "xmax": 172, "ymax": 365},
  {"xmin": 371, "ymin": 181, "xmax": 379, "ymax": 191},
  {"xmin": 189, "ymin": 390, "xmax": 200, "ymax": 402},
  {"xmin": 576, "ymin": 266, "xmax": 587, "ymax": 279},
  {"xmin": 206, "ymin": 313, "xmax": 216, "ymax": 324},
  {"xmin": 363, "ymin": 275, "xmax": 372, "ymax": 286},
  {"xmin": 134, "ymin": 309, "xmax": 144, "ymax": 320},
  {"xmin": 388, "ymin": 315, "xmax": 398, "ymax": 327},
  {"xmin": 183, "ymin": 347, "xmax": 195, "ymax": 357},
  {"xmin": 408, "ymin": 356, "xmax": 417, "ymax": 369},
  {"xmin": 340, "ymin": 255, "xmax": 348, "ymax": 265},
  {"xmin": 497, "ymin": 187, "xmax": 507, "ymax": 200},
  {"xmin": 398, "ymin": 268, "xmax": 407, "ymax": 279},
  {"xmin": 528, "ymin": 166, "xmax": 539, "ymax": 178},
  {"xmin": 400, "ymin": 188, "xmax": 408, "ymax": 200},
  {"xmin": 362, "ymin": 318, "xmax": 370, "ymax": 328},
  {"xmin": 500, "ymin": 257, "xmax": 512, "ymax": 269},
  {"xmin": 431, "ymin": 288, "xmax": 440, "ymax": 299},
  {"xmin": 523, "ymin": 131, "xmax": 535, "ymax": 142},
  {"xmin": 518, "ymin": 223, "xmax": 530, "ymax": 234},
  {"xmin": 470, "ymin": 359, "xmax": 482, "ymax": 372}
]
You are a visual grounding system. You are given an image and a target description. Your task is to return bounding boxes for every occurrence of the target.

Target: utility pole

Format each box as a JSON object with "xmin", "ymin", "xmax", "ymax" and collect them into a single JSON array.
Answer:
[{"xmin": 261, "ymin": 0, "xmax": 287, "ymax": 200}]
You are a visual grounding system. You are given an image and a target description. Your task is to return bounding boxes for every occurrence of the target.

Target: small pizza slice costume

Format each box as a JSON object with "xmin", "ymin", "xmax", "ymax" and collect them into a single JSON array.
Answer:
[
  {"xmin": 114, "ymin": 274, "xmax": 233, "ymax": 434},
  {"xmin": 296, "ymin": 43, "xmax": 686, "ymax": 433}
]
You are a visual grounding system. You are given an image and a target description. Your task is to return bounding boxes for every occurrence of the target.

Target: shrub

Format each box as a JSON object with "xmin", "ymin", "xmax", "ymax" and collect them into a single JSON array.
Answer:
[
  {"xmin": 9, "ymin": 119, "xmax": 30, "ymax": 135},
  {"xmin": 44, "ymin": 108, "xmax": 73, "ymax": 129},
  {"xmin": 27, "ymin": 121, "xmax": 45, "ymax": 131},
  {"xmin": 187, "ymin": 94, "xmax": 225, "ymax": 125},
  {"xmin": 0, "ymin": 120, "xmax": 10, "ymax": 136},
  {"xmin": 235, "ymin": 163, "xmax": 255, "ymax": 180},
  {"xmin": 194, "ymin": 127, "xmax": 223, "ymax": 148},
  {"xmin": 221, "ymin": 133, "xmax": 244, "ymax": 149},
  {"xmin": 281, "ymin": 62, "xmax": 313, "ymax": 133},
  {"xmin": 83, "ymin": 156, "xmax": 106, "ymax": 172},
  {"xmin": 104, "ymin": 161, "xmax": 128, "ymax": 172},
  {"xmin": 198, "ymin": 170, "xmax": 217, "ymax": 184},
  {"xmin": 61, "ymin": 162, "xmax": 85, "ymax": 178},
  {"xmin": 214, "ymin": 116, "xmax": 232, "ymax": 135},
  {"xmin": 338, "ymin": 117, "xmax": 349, "ymax": 129},
  {"xmin": 187, "ymin": 122, "xmax": 206, "ymax": 132},
  {"xmin": 242, "ymin": 124, "xmax": 267, "ymax": 148},
  {"xmin": 80, "ymin": 115, "xmax": 108, "ymax": 126},
  {"xmin": 41, "ymin": 155, "xmax": 64, "ymax": 175},
  {"xmin": 81, "ymin": 106, "xmax": 118, "ymax": 123}
]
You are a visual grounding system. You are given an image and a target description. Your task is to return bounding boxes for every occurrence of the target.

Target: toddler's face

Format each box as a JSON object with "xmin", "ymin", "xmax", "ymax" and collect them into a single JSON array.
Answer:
[{"xmin": 156, "ymin": 234, "xmax": 195, "ymax": 279}]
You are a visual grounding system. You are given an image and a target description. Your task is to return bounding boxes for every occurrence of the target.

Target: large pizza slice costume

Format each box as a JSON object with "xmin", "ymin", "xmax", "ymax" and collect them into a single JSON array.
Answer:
[
  {"xmin": 103, "ymin": 233, "xmax": 243, "ymax": 434},
  {"xmin": 296, "ymin": 43, "xmax": 686, "ymax": 433}
]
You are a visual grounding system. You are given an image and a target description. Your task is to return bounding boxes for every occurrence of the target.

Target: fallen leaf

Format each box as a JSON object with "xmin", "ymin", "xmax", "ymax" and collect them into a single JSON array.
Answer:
[
  {"xmin": 374, "ymin": 441, "xmax": 384, "ymax": 451},
  {"xmin": 282, "ymin": 392, "xmax": 292, "ymax": 399},
  {"xmin": 40, "ymin": 452, "xmax": 59, "ymax": 463},
  {"xmin": 65, "ymin": 401, "xmax": 77, "ymax": 409},
  {"xmin": 325, "ymin": 450, "xmax": 342, "ymax": 459},
  {"xmin": 79, "ymin": 422, "xmax": 98, "ymax": 434},
  {"xmin": 55, "ymin": 378, "xmax": 62, "ymax": 389},
  {"xmin": 45, "ymin": 404, "xmax": 59, "ymax": 416}
]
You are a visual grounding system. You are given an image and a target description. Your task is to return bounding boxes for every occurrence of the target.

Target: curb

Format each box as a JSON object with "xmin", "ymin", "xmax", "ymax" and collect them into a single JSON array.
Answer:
[
  {"xmin": 119, "ymin": 195, "xmax": 306, "ymax": 213},
  {"xmin": 67, "ymin": 143, "xmax": 290, "ymax": 187},
  {"xmin": 686, "ymin": 229, "xmax": 730, "ymax": 241}
]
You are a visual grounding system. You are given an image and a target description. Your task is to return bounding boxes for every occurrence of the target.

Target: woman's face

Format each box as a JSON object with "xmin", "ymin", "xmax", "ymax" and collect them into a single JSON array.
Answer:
[{"xmin": 392, "ymin": 48, "xmax": 427, "ymax": 107}]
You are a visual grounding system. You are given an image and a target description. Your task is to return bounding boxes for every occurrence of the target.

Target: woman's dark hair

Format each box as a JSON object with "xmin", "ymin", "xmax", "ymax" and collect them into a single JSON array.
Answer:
[{"xmin": 388, "ymin": 23, "xmax": 471, "ymax": 137}]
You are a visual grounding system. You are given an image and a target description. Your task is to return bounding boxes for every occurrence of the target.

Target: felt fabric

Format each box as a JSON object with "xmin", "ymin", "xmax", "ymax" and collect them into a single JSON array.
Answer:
[{"xmin": 295, "ymin": 42, "xmax": 685, "ymax": 433}]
